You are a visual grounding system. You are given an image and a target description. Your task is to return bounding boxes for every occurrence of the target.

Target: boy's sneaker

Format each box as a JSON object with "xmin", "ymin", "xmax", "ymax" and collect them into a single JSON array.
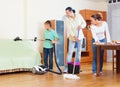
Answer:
[
  {"xmin": 63, "ymin": 70, "xmax": 67, "ymax": 73},
  {"xmin": 49, "ymin": 69, "xmax": 53, "ymax": 71}
]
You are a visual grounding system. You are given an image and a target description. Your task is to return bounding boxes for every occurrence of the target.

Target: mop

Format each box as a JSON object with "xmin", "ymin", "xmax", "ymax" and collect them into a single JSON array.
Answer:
[{"xmin": 63, "ymin": 30, "xmax": 80, "ymax": 80}]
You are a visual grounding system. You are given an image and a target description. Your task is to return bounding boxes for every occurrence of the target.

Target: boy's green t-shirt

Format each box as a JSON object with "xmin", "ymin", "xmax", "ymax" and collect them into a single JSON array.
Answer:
[{"xmin": 43, "ymin": 29, "xmax": 59, "ymax": 48}]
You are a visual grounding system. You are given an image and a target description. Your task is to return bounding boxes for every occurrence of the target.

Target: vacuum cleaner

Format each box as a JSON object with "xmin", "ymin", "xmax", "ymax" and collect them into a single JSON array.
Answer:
[
  {"xmin": 14, "ymin": 37, "xmax": 62, "ymax": 75},
  {"xmin": 32, "ymin": 39, "xmax": 62, "ymax": 75}
]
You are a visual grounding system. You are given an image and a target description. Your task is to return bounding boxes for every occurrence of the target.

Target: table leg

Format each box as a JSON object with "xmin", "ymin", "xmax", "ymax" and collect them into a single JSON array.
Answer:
[
  {"xmin": 116, "ymin": 50, "xmax": 120, "ymax": 73},
  {"xmin": 96, "ymin": 45, "xmax": 101, "ymax": 76}
]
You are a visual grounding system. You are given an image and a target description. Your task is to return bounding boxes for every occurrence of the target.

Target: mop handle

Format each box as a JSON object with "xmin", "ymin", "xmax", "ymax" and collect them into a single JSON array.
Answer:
[
  {"xmin": 72, "ymin": 29, "xmax": 80, "ymax": 75},
  {"xmin": 77, "ymin": 29, "xmax": 80, "ymax": 37}
]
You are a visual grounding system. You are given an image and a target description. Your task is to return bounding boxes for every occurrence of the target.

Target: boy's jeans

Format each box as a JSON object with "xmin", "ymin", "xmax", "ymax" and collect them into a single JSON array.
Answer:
[
  {"xmin": 92, "ymin": 38, "xmax": 106, "ymax": 73},
  {"xmin": 64, "ymin": 39, "xmax": 83, "ymax": 72},
  {"xmin": 43, "ymin": 48, "xmax": 53, "ymax": 69}
]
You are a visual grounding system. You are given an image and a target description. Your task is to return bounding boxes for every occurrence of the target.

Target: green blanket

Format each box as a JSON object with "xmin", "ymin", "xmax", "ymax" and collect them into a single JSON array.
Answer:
[{"xmin": 0, "ymin": 39, "xmax": 41, "ymax": 70}]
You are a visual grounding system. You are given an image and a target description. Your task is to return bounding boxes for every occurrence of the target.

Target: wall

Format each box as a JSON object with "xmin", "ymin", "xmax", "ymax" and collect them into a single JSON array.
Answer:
[
  {"xmin": 0, "ymin": 0, "xmax": 107, "ymax": 39},
  {"xmin": 0, "ymin": 0, "xmax": 24, "ymax": 39},
  {"xmin": 0, "ymin": 0, "xmax": 107, "ymax": 50},
  {"xmin": 97, "ymin": 2, "xmax": 108, "ymax": 11},
  {"xmin": 27, "ymin": 0, "xmax": 107, "ymax": 32},
  {"xmin": 26, "ymin": 0, "xmax": 108, "ymax": 51}
]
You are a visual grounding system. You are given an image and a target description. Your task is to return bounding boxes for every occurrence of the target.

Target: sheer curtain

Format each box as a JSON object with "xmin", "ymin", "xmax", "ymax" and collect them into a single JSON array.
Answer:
[
  {"xmin": 107, "ymin": 1, "xmax": 120, "ymax": 62},
  {"xmin": 108, "ymin": 2, "xmax": 120, "ymax": 40}
]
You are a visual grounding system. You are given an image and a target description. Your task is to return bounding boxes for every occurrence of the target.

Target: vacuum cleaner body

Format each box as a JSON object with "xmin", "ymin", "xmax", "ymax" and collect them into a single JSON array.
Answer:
[{"xmin": 32, "ymin": 65, "xmax": 48, "ymax": 74}]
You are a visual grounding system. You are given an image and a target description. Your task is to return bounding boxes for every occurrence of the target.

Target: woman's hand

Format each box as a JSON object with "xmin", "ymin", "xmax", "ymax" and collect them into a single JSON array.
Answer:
[
  {"xmin": 107, "ymin": 42, "xmax": 115, "ymax": 45},
  {"xmin": 93, "ymin": 41, "xmax": 104, "ymax": 45}
]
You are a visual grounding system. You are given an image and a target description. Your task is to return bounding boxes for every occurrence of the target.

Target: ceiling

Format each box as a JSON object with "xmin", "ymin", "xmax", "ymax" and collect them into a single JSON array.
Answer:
[{"xmin": 87, "ymin": 0, "xmax": 107, "ymax": 2}]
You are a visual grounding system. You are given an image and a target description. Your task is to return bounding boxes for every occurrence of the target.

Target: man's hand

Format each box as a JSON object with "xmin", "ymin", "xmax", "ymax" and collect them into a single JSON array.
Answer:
[
  {"xmin": 78, "ymin": 25, "xmax": 82, "ymax": 30},
  {"xmin": 73, "ymin": 36, "xmax": 79, "ymax": 42}
]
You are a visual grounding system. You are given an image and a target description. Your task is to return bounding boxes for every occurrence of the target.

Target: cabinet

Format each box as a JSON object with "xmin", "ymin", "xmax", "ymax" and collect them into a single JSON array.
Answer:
[
  {"xmin": 80, "ymin": 9, "xmax": 107, "ymax": 21},
  {"xmin": 81, "ymin": 29, "xmax": 93, "ymax": 62}
]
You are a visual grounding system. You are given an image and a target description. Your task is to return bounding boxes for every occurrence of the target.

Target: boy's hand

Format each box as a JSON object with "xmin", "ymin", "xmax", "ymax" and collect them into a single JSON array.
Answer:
[
  {"xmin": 52, "ymin": 38, "xmax": 59, "ymax": 44},
  {"xmin": 52, "ymin": 40, "xmax": 57, "ymax": 44}
]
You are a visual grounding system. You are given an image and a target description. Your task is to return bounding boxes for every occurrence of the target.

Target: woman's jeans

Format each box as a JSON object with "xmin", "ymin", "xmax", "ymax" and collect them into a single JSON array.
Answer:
[
  {"xmin": 64, "ymin": 39, "xmax": 83, "ymax": 72},
  {"xmin": 43, "ymin": 48, "xmax": 53, "ymax": 69},
  {"xmin": 92, "ymin": 38, "xmax": 106, "ymax": 73}
]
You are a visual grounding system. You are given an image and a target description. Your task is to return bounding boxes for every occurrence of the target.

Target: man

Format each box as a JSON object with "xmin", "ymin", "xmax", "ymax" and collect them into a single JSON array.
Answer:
[
  {"xmin": 63, "ymin": 7, "xmax": 86, "ymax": 73},
  {"xmin": 62, "ymin": 7, "xmax": 73, "ymax": 21}
]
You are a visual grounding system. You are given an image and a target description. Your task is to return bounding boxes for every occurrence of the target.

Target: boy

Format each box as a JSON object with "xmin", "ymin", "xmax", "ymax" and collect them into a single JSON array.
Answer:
[{"xmin": 43, "ymin": 20, "xmax": 59, "ymax": 70}]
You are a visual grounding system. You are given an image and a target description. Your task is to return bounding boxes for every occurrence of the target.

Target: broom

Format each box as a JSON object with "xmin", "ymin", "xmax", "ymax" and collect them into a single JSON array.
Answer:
[{"xmin": 63, "ymin": 30, "xmax": 80, "ymax": 80}]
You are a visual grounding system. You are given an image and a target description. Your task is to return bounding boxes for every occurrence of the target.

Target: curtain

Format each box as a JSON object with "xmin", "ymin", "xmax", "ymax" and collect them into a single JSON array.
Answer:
[{"xmin": 108, "ymin": 2, "xmax": 120, "ymax": 40}]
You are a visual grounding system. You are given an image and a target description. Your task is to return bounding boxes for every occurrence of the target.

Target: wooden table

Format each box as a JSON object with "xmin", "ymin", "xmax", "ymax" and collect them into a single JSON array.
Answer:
[{"xmin": 96, "ymin": 44, "xmax": 120, "ymax": 76}]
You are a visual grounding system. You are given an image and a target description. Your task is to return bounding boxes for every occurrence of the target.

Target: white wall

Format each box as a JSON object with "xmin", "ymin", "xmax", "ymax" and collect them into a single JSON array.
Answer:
[
  {"xmin": 0, "ymin": 0, "xmax": 107, "ymax": 50},
  {"xmin": 26, "ymin": 0, "xmax": 107, "ymax": 50},
  {"xmin": 0, "ymin": 0, "xmax": 24, "ymax": 39},
  {"xmin": 0, "ymin": 0, "xmax": 107, "ymax": 39},
  {"xmin": 97, "ymin": 2, "xmax": 108, "ymax": 11}
]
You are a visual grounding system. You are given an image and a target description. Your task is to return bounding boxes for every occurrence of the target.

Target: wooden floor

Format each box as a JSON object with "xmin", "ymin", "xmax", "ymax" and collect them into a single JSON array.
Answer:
[{"xmin": 0, "ymin": 63, "xmax": 120, "ymax": 87}]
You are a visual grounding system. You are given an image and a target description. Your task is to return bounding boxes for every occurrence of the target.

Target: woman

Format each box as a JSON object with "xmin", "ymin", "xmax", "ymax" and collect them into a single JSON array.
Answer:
[
  {"xmin": 63, "ymin": 7, "xmax": 86, "ymax": 73},
  {"xmin": 90, "ymin": 14, "xmax": 111, "ymax": 75}
]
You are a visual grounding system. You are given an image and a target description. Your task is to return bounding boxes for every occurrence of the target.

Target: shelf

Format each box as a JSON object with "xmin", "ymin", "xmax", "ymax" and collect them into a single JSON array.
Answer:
[
  {"xmin": 72, "ymin": 51, "xmax": 89, "ymax": 57},
  {"xmin": 81, "ymin": 51, "xmax": 89, "ymax": 57}
]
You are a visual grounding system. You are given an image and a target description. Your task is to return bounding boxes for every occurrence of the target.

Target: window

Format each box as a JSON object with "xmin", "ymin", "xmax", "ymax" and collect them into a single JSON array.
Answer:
[{"xmin": 113, "ymin": 0, "xmax": 116, "ymax": 3}]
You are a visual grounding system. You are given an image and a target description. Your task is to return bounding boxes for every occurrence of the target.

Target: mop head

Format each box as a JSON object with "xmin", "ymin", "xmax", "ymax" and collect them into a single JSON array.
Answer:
[{"xmin": 63, "ymin": 74, "xmax": 80, "ymax": 80}]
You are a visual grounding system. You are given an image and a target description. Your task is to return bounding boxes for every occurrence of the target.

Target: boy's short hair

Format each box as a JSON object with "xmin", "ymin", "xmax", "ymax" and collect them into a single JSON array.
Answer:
[{"xmin": 44, "ymin": 20, "xmax": 52, "ymax": 27}]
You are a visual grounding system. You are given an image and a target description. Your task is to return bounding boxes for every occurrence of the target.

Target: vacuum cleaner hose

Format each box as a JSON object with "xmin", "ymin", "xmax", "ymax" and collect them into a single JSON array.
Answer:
[{"xmin": 48, "ymin": 44, "xmax": 62, "ymax": 75}]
